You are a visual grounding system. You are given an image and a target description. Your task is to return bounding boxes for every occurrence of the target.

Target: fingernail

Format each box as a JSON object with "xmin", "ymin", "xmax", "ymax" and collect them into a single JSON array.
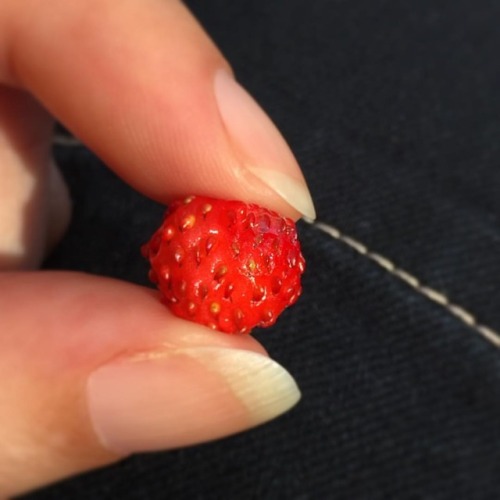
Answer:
[
  {"xmin": 214, "ymin": 70, "xmax": 316, "ymax": 219},
  {"xmin": 87, "ymin": 347, "xmax": 300, "ymax": 453}
]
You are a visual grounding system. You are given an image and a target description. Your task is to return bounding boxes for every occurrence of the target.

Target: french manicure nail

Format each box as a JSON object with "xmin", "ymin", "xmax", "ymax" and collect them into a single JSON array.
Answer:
[
  {"xmin": 87, "ymin": 347, "xmax": 300, "ymax": 453},
  {"xmin": 214, "ymin": 70, "xmax": 316, "ymax": 219}
]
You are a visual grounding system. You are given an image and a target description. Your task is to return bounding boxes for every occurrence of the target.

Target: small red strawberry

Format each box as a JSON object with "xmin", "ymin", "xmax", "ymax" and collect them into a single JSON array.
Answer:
[{"xmin": 142, "ymin": 195, "xmax": 305, "ymax": 334}]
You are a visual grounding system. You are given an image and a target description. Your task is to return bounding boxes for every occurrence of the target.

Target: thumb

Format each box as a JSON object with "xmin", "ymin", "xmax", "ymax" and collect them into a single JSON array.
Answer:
[
  {"xmin": 0, "ymin": 272, "xmax": 300, "ymax": 498},
  {"xmin": 3, "ymin": 0, "xmax": 315, "ymax": 220}
]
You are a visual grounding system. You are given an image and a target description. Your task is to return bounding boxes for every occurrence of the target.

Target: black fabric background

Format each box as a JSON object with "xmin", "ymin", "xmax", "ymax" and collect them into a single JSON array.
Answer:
[{"xmin": 24, "ymin": 0, "xmax": 500, "ymax": 498}]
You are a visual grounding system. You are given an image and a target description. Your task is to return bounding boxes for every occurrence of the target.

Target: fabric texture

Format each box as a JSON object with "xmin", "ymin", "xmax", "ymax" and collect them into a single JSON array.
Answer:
[{"xmin": 25, "ymin": 0, "xmax": 500, "ymax": 498}]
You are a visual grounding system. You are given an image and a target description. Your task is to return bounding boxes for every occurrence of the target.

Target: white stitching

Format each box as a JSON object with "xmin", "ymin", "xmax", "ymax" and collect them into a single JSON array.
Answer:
[
  {"xmin": 52, "ymin": 135, "xmax": 83, "ymax": 147},
  {"xmin": 303, "ymin": 217, "xmax": 500, "ymax": 348}
]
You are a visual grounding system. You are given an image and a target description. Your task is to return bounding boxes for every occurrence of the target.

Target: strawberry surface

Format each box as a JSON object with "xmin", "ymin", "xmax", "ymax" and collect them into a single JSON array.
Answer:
[{"xmin": 142, "ymin": 196, "xmax": 305, "ymax": 334}]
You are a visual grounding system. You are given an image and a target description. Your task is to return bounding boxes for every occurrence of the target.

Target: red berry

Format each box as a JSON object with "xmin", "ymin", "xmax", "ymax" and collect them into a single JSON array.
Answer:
[{"xmin": 142, "ymin": 196, "xmax": 305, "ymax": 334}]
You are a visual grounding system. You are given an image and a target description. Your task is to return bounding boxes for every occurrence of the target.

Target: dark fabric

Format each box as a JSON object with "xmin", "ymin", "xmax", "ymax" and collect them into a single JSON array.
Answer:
[{"xmin": 25, "ymin": 0, "xmax": 500, "ymax": 498}]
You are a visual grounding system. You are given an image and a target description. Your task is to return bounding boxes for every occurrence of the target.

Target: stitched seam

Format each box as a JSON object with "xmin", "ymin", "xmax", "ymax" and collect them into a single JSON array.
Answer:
[
  {"xmin": 303, "ymin": 217, "xmax": 500, "ymax": 348},
  {"xmin": 52, "ymin": 135, "xmax": 83, "ymax": 147}
]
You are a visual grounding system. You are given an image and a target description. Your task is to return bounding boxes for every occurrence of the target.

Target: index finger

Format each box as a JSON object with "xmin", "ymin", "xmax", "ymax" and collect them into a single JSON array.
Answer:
[{"xmin": 1, "ymin": 0, "xmax": 315, "ymax": 219}]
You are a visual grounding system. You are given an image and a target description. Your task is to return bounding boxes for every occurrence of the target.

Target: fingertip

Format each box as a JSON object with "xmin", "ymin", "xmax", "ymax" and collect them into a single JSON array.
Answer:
[
  {"xmin": 214, "ymin": 69, "xmax": 316, "ymax": 219},
  {"xmin": 87, "ymin": 347, "xmax": 300, "ymax": 453},
  {"xmin": 4, "ymin": 0, "xmax": 315, "ymax": 220}
]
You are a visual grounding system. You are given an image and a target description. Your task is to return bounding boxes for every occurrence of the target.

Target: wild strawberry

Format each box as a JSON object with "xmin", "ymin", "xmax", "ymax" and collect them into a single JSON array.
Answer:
[{"xmin": 142, "ymin": 196, "xmax": 305, "ymax": 334}]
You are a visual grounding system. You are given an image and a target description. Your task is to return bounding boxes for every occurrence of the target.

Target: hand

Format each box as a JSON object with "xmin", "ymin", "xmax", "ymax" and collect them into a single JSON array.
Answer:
[{"xmin": 0, "ymin": 0, "xmax": 315, "ymax": 496}]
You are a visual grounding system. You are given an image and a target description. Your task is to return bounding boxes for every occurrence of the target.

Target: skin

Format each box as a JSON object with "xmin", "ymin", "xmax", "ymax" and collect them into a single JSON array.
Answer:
[{"xmin": 0, "ymin": 0, "xmax": 311, "ymax": 496}]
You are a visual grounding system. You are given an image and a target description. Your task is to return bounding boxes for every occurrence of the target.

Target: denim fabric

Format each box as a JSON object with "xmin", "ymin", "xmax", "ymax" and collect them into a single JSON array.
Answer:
[{"xmin": 26, "ymin": 0, "xmax": 500, "ymax": 498}]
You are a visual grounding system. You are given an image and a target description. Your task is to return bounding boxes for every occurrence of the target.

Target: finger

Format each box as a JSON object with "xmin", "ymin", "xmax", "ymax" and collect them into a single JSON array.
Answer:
[
  {"xmin": 0, "ymin": 86, "xmax": 71, "ymax": 269},
  {"xmin": 0, "ymin": 272, "xmax": 300, "ymax": 497},
  {"xmin": 1, "ymin": 0, "xmax": 315, "ymax": 220}
]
